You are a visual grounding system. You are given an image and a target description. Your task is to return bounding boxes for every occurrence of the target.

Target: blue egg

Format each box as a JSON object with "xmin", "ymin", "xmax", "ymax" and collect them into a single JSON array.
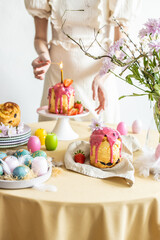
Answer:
[
  {"xmin": 14, "ymin": 149, "xmax": 30, "ymax": 158},
  {"xmin": 13, "ymin": 166, "xmax": 29, "ymax": 180},
  {"xmin": 23, "ymin": 155, "xmax": 34, "ymax": 168},
  {"xmin": 0, "ymin": 165, "xmax": 3, "ymax": 175},
  {"xmin": 32, "ymin": 150, "xmax": 47, "ymax": 159},
  {"xmin": 0, "ymin": 152, "xmax": 7, "ymax": 159}
]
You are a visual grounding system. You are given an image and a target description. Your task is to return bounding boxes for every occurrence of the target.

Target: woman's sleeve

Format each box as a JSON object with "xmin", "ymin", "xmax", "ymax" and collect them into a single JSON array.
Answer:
[
  {"xmin": 108, "ymin": 0, "xmax": 142, "ymax": 26},
  {"xmin": 24, "ymin": 0, "xmax": 51, "ymax": 19}
]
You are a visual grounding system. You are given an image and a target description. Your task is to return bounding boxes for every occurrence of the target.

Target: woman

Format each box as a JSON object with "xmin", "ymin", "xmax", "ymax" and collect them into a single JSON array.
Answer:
[{"xmin": 25, "ymin": 0, "xmax": 141, "ymax": 122}]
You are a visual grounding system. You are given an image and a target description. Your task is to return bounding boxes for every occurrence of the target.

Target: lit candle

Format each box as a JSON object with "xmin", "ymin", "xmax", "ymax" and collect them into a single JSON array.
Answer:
[{"xmin": 60, "ymin": 61, "xmax": 63, "ymax": 83}]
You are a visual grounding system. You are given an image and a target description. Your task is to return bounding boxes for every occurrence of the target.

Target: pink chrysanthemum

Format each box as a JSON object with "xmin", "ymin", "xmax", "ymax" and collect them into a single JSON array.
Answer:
[{"xmin": 139, "ymin": 18, "xmax": 160, "ymax": 38}]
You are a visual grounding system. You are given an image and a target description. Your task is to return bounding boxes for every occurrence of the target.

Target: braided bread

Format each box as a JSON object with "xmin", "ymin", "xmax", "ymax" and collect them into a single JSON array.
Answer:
[{"xmin": 0, "ymin": 102, "xmax": 21, "ymax": 127}]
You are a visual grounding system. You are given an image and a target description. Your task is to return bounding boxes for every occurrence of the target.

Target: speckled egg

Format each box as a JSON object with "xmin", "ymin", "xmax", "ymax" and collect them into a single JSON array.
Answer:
[
  {"xmin": 13, "ymin": 166, "xmax": 30, "ymax": 180},
  {"xmin": 117, "ymin": 122, "xmax": 128, "ymax": 135},
  {"xmin": 0, "ymin": 164, "xmax": 3, "ymax": 175},
  {"xmin": 18, "ymin": 155, "xmax": 34, "ymax": 168},
  {"xmin": 132, "ymin": 120, "xmax": 142, "ymax": 134},
  {"xmin": 4, "ymin": 156, "xmax": 19, "ymax": 173},
  {"xmin": 0, "ymin": 152, "xmax": 7, "ymax": 159},
  {"xmin": 31, "ymin": 157, "xmax": 48, "ymax": 177},
  {"xmin": 31, "ymin": 150, "xmax": 47, "ymax": 159},
  {"xmin": 14, "ymin": 149, "xmax": 30, "ymax": 158}
]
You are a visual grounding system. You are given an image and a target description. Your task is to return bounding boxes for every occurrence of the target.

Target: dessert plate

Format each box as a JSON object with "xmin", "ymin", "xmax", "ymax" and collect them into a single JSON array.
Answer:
[
  {"xmin": 0, "ymin": 124, "xmax": 31, "ymax": 148},
  {"xmin": 0, "ymin": 133, "xmax": 31, "ymax": 143},
  {"xmin": 37, "ymin": 106, "xmax": 89, "ymax": 140},
  {"xmin": 0, "ymin": 163, "xmax": 52, "ymax": 189},
  {"xmin": 0, "ymin": 140, "xmax": 29, "ymax": 149}
]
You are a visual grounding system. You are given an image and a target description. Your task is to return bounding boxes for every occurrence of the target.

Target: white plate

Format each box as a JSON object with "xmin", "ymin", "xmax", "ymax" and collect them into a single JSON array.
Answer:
[
  {"xmin": 0, "ymin": 164, "xmax": 52, "ymax": 189},
  {"xmin": 0, "ymin": 124, "xmax": 31, "ymax": 139},
  {"xmin": 0, "ymin": 137, "xmax": 30, "ymax": 146},
  {"xmin": 0, "ymin": 133, "xmax": 31, "ymax": 143},
  {"xmin": 0, "ymin": 139, "xmax": 29, "ymax": 149},
  {"xmin": 37, "ymin": 106, "xmax": 89, "ymax": 119}
]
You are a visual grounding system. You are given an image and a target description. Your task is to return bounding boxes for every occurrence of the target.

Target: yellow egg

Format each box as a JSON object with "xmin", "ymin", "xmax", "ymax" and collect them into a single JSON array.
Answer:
[{"xmin": 35, "ymin": 128, "xmax": 47, "ymax": 145}]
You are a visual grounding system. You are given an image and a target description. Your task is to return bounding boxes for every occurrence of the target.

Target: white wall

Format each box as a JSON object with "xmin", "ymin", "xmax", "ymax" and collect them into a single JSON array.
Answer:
[{"xmin": 0, "ymin": 0, "xmax": 159, "ymax": 129}]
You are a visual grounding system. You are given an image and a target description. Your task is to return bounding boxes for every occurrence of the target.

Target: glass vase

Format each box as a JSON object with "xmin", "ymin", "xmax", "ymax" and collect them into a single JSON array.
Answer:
[{"xmin": 153, "ymin": 100, "xmax": 160, "ymax": 143}]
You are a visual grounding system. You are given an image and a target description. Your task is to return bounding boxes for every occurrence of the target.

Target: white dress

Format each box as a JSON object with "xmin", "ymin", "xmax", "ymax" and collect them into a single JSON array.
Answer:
[{"xmin": 25, "ymin": 0, "xmax": 140, "ymax": 123}]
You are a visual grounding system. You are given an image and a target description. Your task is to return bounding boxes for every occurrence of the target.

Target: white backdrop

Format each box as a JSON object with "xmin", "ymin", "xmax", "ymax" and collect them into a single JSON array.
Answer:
[{"xmin": 0, "ymin": 0, "xmax": 159, "ymax": 129}]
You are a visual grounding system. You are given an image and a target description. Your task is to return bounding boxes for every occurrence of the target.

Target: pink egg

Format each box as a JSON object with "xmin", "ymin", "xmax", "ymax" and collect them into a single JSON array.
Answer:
[
  {"xmin": 31, "ymin": 156, "xmax": 48, "ymax": 176},
  {"xmin": 132, "ymin": 120, "xmax": 142, "ymax": 134},
  {"xmin": 27, "ymin": 136, "xmax": 41, "ymax": 153},
  {"xmin": 4, "ymin": 156, "xmax": 19, "ymax": 173},
  {"xmin": 155, "ymin": 144, "xmax": 160, "ymax": 160},
  {"xmin": 117, "ymin": 122, "xmax": 128, "ymax": 135}
]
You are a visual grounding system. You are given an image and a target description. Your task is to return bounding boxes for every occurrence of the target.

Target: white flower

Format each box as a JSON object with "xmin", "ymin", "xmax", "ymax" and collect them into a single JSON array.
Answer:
[
  {"xmin": 17, "ymin": 122, "xmax": 24, "ymax": 133},
  {"xmin": 153, "ymin": 66, "xmax": 160, "ymax": 73},
  {"xmin": 8, "ymin": 126, "xmax": 16, "ymax": 137},
  {"xmin": 89, "ymin": 118, "xmax": 104, "ymax": 132}
]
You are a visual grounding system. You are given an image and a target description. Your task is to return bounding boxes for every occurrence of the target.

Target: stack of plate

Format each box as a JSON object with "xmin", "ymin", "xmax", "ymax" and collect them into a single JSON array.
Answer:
[{"xmin": 0, "ymin": 124, "xmax": 31, "ymax": 148}]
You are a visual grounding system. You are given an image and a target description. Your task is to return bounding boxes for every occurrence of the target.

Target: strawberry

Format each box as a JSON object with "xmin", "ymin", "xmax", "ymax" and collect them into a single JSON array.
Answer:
[
  {"xmin": 63, "ymin": 79, "xmax": 73, "ymax": 87},
  {"xmin": 74, "ymin": 150, "xmax": 86, "ymax": 164},
  {"xmin": 74, "ymin": 101, "xmax": 83, "ymax": 114},
  {"xmin": 68, "ymin": 108, "xmax": 78, "ymax": 116}
]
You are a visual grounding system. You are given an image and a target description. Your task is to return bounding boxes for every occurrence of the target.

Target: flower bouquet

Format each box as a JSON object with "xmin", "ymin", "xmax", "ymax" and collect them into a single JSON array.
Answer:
[{"xmin": 98, "ymin": 18, "xmax": 160, "ymax": 140}]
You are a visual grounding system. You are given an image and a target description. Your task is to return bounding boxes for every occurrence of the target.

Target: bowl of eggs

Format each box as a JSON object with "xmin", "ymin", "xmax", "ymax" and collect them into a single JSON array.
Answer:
[{"xmin": 0, "ymin": 149, "xmax": 52, "ymax": 189}]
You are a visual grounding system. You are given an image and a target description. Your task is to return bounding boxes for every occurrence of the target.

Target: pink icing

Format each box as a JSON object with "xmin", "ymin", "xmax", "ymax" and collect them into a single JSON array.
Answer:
[
  {"xmin": 48, "ymin": 83, "xmax": 75, "ymax": 114},
  {"xmin": 90, "ymin": 127, "xmax": 122, "ymax": 164}
]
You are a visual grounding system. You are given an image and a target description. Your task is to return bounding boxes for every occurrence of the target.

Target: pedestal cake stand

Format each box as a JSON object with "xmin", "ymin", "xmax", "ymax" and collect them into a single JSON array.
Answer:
[{"xmin": 37, "ymin": 106, "xmax": 89, "ymax": 140}]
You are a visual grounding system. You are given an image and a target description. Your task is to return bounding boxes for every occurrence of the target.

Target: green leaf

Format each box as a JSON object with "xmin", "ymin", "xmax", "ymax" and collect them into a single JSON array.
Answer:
[
  {"xmin": 154, "ymin": 84, "xmax": 160, "ymax": 96},
  {"xmin": 143, "ymin": 57, "xmax": 148, "ymax": 68},
  {"xmin": 119, "ymin": 93, "xmax": 148, "ymax": 100},
  {"xmin": 126, "ymin": 75, "xmax": 133, "ymax": 84}
]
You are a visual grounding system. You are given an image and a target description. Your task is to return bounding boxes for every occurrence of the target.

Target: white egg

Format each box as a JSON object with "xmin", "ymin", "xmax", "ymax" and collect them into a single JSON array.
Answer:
[
  {"xmin": 4, "ymin": 156, "xmax": 19, "ymax": 173},
  {"xmin": 132, "ymin": 120, "xmax": 142, "ymax": 134},
  {"xmin": 31, "ymin": 157, "xmax": 48, "ymax": 176}
]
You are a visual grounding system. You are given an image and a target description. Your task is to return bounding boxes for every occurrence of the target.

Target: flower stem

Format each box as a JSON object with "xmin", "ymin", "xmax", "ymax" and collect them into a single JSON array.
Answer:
[{"xmin": 110, "ymin": 70, "xmax": 146, "ymax": 92}]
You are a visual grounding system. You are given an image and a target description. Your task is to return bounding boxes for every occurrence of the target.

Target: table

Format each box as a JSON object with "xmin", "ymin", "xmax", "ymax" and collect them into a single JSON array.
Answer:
[{"xmin": 0, "ymin": 121, "xmax": 160, "ymax": 240}]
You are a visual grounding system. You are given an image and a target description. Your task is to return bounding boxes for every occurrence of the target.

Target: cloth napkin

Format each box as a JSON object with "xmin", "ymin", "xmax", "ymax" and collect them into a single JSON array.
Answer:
[{"xmin": 64, "ymin": 135, "xmax": 141, "ymax": 187}]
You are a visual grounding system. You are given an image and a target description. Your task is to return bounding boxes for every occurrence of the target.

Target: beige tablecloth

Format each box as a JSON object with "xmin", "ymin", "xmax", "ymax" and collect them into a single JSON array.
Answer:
[{"xmin": 0, "ymin": 121, "xmax": 160, "ymax": 240}]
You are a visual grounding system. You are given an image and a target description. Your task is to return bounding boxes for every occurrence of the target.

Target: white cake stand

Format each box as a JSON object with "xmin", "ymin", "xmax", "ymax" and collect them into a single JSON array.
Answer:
[{"xmin": 37, "ymin": 106, "xmax": 89, "ymax": 140}]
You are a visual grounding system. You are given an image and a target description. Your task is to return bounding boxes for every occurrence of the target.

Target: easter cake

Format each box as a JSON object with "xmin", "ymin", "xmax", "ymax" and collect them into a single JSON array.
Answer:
[
  {"xmin": 48, "ymin": 79, "xmax": 75, "ymax": 114},
  {"xmin": 90, "ymin": 127, "xmax": 122, "ymax": 168},
  {"xmin": 0, "ymin": 102, "xmax": 20, "ymax": 127}
]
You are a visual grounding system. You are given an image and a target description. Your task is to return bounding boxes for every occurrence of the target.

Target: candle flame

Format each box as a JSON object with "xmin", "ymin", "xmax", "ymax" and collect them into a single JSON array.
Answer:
[{"xmin": 60, "ymin": 61, "xmax": 63, "ymax": 69}]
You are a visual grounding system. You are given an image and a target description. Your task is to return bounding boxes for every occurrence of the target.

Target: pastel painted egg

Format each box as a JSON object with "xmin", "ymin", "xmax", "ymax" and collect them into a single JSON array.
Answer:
[
  {"xmin": 31, "ymin": 150, "xmax": 47, "ymax": 159},
  {"xmin": 4, "ymin": 156, "xmax": 19, "ymax": 173},
  {"xmin": 132, "ymin": 120, "xmax": 142, "ymax": 134},
  {"xmin": 13, "ymin": 166, "xmax": 30, "ymax": 180},
  {"xmin": 0, "ymin": 164, "xmax": 3, "ymax": 175},
  {"xmin": 155, "ymin": 144, "xmax": 160, "ymax": 160},
  {"xmin": 31, "ymin": 156, "xmax": 48, "ymax": 176},
  {"xmin": 14, "ymin": 149, "xmax": 30, "ymax": 158},
  {"xmin": 117, "ymin": 122, "xmax": 128, "ymax": 135},
  {"xmin": 27, "ymin": 136, "xmax": 41, "ymax": 153},
  {"xmin": 0, "ymin": 152, "xmax": 7, "ymax": 159},
  {"xmin": 18, "ymin": 155, "xmax": 34, "ymax": 168}
]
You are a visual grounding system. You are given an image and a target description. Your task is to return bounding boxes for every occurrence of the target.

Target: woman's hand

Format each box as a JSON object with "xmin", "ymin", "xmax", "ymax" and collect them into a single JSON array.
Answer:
[
  {"xmin": 92, "ymin": 73, "xmax": 108, "ymax": 114},
  {"xmin": 32, "ymin": 52, "xmax": 51, "ymax": 80}
]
